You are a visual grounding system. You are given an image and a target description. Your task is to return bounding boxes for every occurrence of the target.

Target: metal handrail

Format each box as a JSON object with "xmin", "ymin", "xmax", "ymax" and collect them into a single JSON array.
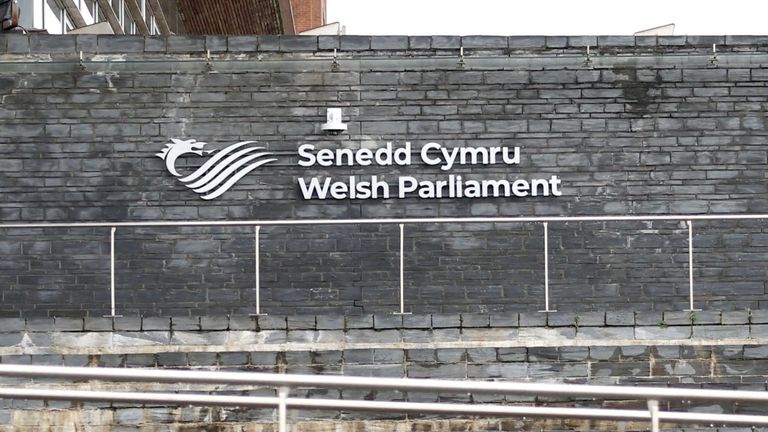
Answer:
[
  {"xmin": 1, "ymin": 213, "xmax": 767, "ymax": 228},
  {"xmin": 1, "ymin": 364, "xmax": 767, "ymax": 402},
  {"xmin": 1, "ymin": 213, "xmax": 766, "ymax": 315},
  {"xmin": 1, "ymin": 365, "xmax": 767, "ymax": 431}
]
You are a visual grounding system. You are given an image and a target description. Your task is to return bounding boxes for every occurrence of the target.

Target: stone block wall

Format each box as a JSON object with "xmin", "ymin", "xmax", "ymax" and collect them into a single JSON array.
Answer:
[
  {"xmin": 0, "ymin": 35, "xmax": 767, "ymax": 315},
  {"xmin": 1, "ymin": 312, "xmax": 768, "ymax": 430}
]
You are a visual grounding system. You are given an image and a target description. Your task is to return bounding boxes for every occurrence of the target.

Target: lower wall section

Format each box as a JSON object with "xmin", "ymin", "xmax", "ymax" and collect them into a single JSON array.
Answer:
[
  {"xmin": 0, "ymin": 414, "xmax": 683, "ymax": 432},
  {"xmin": 3, "ymin": 222, "xmax": 768, "ymax": 317},
  {"xmin": 1, "ymin": 313, "xmax": 767, "ymax": 431}
]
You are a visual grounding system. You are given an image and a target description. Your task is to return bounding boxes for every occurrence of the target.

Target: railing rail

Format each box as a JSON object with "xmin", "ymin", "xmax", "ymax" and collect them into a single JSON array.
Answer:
[
  {"xmin": 0, "ymin": 365, "xmax": 767, "ymax": 431},
  {"xmin": 1, "ymin": 213, "xmax": 766, "ymax": 316}
]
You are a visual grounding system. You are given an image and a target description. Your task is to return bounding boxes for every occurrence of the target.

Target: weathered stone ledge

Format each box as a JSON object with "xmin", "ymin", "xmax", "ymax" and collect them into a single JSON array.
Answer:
[
  {"xmin": 0, "ymin": 312, "xmax": 765, "ymax": 355},
  {"xmin": 0, "ymin": 310, "xmax": 759, "ymax": 333},
  {"xmin": 1, "ymin": 34, "xmax": 767, "ymax": 57}
]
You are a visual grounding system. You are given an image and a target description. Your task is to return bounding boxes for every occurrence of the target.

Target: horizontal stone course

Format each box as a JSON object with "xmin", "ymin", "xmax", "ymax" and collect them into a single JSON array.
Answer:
[{"xmin": 2, "ymin": 35, "xmax": 768, "ymax": 56}]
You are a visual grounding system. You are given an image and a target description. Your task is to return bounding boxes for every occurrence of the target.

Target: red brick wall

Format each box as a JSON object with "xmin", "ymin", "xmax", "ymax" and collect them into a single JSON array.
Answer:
[{"xmin": 291, "ymin": 0, "xmax": 326, "ymax": 33}]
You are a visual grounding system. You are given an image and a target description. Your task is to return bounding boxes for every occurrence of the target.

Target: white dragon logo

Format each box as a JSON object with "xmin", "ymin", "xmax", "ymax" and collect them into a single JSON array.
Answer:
[{"xmin": 156, "ymin": 138, "xmax": 277, "ymax": 200}]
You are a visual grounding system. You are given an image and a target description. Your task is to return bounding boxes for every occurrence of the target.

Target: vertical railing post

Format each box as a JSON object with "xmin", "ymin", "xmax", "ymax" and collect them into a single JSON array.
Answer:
[
  {"xmin": 394, "ymin": 223, "xmax": 410, "ymax": 315},
  {"xmin": 277, "ymin": 386, "xmax": 289, "ymax": 432},
  {"xmin": 647, "ymin": 399, "xmax": 660, "ymax": 432},
  {"xmin": 105, "ymin": 227, "xmax": 120, "ymax": 318},
  {"xmin": 539, "ymin": 222, "xmax": 555, "ymax": 313},
  {"xmin": 251, "ymin": 225, "xmax": 265, "ymax": 316},
  {"xmin": 686, "ymin": 220, "xmax": 700, "ymax": 311}
]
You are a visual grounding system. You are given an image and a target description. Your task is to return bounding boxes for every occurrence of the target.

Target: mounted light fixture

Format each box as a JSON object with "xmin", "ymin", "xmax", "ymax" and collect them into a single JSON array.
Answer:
[{"xmin": 321, "ymin": 108, "xmax": 348, "ymax": 135}]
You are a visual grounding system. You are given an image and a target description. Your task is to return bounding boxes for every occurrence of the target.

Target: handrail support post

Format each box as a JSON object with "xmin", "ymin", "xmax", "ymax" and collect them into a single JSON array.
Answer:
[
  {"xmin": 104, "ymin": 227, "xmax": 122, "ymax": 318},
  {"xmin": 250, "ymin": 225, "xmax": 266, "ymax": 316},
  {"xmin": 648, "ymin": 399, "xmax": 660, "ymax": 432},
  {"xmin": 685, "ymin": 220, "xmax": 701, "ymax": 312},
  {"xmin": 539, "ymin": 221, "xmax": 556, "ymax": 313},
  {"xmin": 394, "ymin": 223, "xmax": 411, "ymax": 315},
  {"xmin": 277, "ymin": 386, "xmax": 289, "ymax": 432}
]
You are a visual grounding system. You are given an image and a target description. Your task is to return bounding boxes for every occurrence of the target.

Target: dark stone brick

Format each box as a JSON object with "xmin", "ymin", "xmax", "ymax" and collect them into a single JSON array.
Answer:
[
  {"xmin": 97, "ymin": 36, "xmax": 144, "ymax": 53},
  {"xmin": 157, "ymin": 352, "xmax": 187, "ymax": 367},
  {"xmin": 258, "ymin": 316, "xmax": 287, "ymax": 330},
  {"xmin": 188, "ymin": 352, "xmax": 218, "ymax": 366},
  {"xmin": 228, "ymin": 36, "xmax": 259, "ymax": 52},
  {"xmin": 205, "ymin": 36, "xmax": 228, "ymax": 52},
  {"xmin": 345, "ymin": 315, "xmax": 373, "ymax": 329},
  {"xmin": 519, "ymin": 312, "xmax": 547, "ymax": 327},
  {"xmin": 317, "ymin": 36, "xmax": 339, "ymax": 50},
  {"xmin": 125, "ymin": 354, "xmax": 155, "ymax": 367},
  {"xmin": 228, "ymin": 316, "xmax": 257, "ymax": 331},
  {"xmin": 172, "ymin": 317, "xmax": 200, "ymax": 331},
  {"xmin": 280, "ymin": 36, "xmax": 317, "ymax": 52},
  {"xmin": 113, "ymin": 317, "xmax": 141, "ymax": 332},
  {"xmin": 3, "ymin": 34, "xmax": 28, "ymax": 54},
  {"xmin": 547, "ymin": 312, "xmax": 577, "ymax": 327},
  {"xmin": 461, "ymin": 313, "xmax": 489, "ymax": 328},
  {"xmin": 461, "ymin": 36, "xmax": 506, "ymax": 49},
  {"xmin": 373, "ymin": 314, "xmax": 402, "ymax": 329},
  {"xmin": 490, "ymin": 313, "xmax": 518, "ymax": 327},
  {"xmin": 431, "ymin": 314, "xmax": 460, "ymax": 328},
  {"xmin": 316, "ymin": 315, "xmax": 344, "ymax": 330},
  {"xmin": 509, "ymin": 36, "xmax": 545, "ymax": 49},
  {"xmin": 340, "ymin": 36, "xmax": 370, "ymax": 51},
  {"xmin": 0, "ymin": 319, "xmax": 24, "ymax": 333},
  {"xmin": 30, "ymin": 35, "xmax": 75, "ymax": 53},
  {"xmin": 605, "ymin": 312, "xmax": 634, "ymax": 326},
  {"xmin": 287, "ymin": 316, "xmax": 315, "ymax": 330},
  {"xmin": 370, "ymin": 36, "xmax": 408, "ymax": 50},
  {"xmin": 84, "ymin": 317, "xmax": 113, "ymax": 331},
  {"xmin": 431, "ymin": 36, "xmax": 460, "ymax": 49},
  {"xmin": 258, "ymin": 35, "xmax": 280, "ymax": 51},
  {"xmin": 26, "ymin": 318, "xmax": 54, "ymax": 332},
  {"xmin": 142, "ymin": 317, "xmax": 171, "ymax": 331},
  {"xmin": 167, "ymin": 36, "xmax": 205, "ymax": 53}
]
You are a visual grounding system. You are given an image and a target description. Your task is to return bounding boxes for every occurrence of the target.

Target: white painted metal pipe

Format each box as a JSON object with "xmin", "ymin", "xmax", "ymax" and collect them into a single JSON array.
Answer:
[
  {"xmin": 109, "ymin": 227, "xmax": 116, "ymax": 317},
  {"xmin": 541, "ymin": 222, "xmax": 553, "ymax": 312},
  {"xmin": 399, "ymin": 223, "xmax": 405, "ymax": 314},
  {"xmin": 0, "ymin": 214, "xmax": 766, "ymax": 229},
  {"xmin": 278, "ymin": 387, "xmax": 289, "ymax": 432},
  {"xmin": 3, "ymin": 365, "xmax": 768, "ymax": 403},
  {"xmin": 686, "ymin": 220, "xmax": 699, "ymax": 311},
  {"xmin": 648, "ymin": 399, "xmax": 659, "ymax": 432},
  {"xmin": 255, "ymin": 225, "xmax": 261, "ymax": 315}
]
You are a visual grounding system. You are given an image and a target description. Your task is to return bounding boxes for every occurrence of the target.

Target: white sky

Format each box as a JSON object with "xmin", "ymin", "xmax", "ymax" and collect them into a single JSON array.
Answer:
[{"xmin": 327, "ymin": 0, "xmax": 768, "ymax": 35}]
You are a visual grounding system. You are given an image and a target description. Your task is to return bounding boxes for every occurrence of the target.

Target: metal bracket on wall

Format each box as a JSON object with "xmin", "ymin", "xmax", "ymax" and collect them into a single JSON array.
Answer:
[
  {"xmin": 78, "ymin": 50, "xmax": 86, "ymax": 71},
  {"xmin": 584, "ymin": 45, "xmax": 593, "ymax": 67},
  {"xmin": 331, "ymin": 49, "xmax": 340, "ymax": 71},
  {"xmin": 205, "ymin": 50, "xmax": 214, "ymax": 72}
]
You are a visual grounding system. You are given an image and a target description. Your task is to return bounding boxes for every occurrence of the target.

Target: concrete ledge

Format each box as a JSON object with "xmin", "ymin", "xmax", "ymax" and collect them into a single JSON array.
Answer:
[
  {"xmin": 1, "ymin": 310, "xmax": 763, "ymax": 333},
  {"xmin": 0, "ymin": 312, "xmax": 766, "ymax": 355},
  {"xmin": 1, "ymin": 34, "xmax": 766, "ymax": 57}
]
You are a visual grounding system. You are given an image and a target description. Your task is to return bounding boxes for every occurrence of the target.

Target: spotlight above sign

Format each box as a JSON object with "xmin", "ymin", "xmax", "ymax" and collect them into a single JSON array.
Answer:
[{"xmin": 320, "ymin": 108, "xmax": 348, "ymax": 135}]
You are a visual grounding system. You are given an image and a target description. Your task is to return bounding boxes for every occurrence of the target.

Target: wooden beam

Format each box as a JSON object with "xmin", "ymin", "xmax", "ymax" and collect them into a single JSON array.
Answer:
[
  {"xmin": 95, "ymin": 0, "xmax": 124, "ymax": 34},
  {"xmin": 60, "ymin": 0, "xmax": 88, "ymax": 29},
  {"xmin": 124, "ymin": 0, "xmax": 149, "ymax": 34},
  {"xmin": 147, "ymin": 0, "xmax": 171, "ymax": 35},
  {"xmin": 277, "ymin": 0, "xmax": 296, "ymax": 35}
]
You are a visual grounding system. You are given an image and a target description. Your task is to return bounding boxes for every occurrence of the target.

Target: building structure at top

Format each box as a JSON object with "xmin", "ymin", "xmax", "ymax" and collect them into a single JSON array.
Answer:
[{"xmin": 4, "ymin": 0, "xmax": 328, "ymax": 35}]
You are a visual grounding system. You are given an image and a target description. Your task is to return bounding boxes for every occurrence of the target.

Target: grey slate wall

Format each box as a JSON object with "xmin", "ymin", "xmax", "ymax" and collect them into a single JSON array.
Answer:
[{"xmin": 0, "ymin": 35, "xmax": 767, "ymax": 316}]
